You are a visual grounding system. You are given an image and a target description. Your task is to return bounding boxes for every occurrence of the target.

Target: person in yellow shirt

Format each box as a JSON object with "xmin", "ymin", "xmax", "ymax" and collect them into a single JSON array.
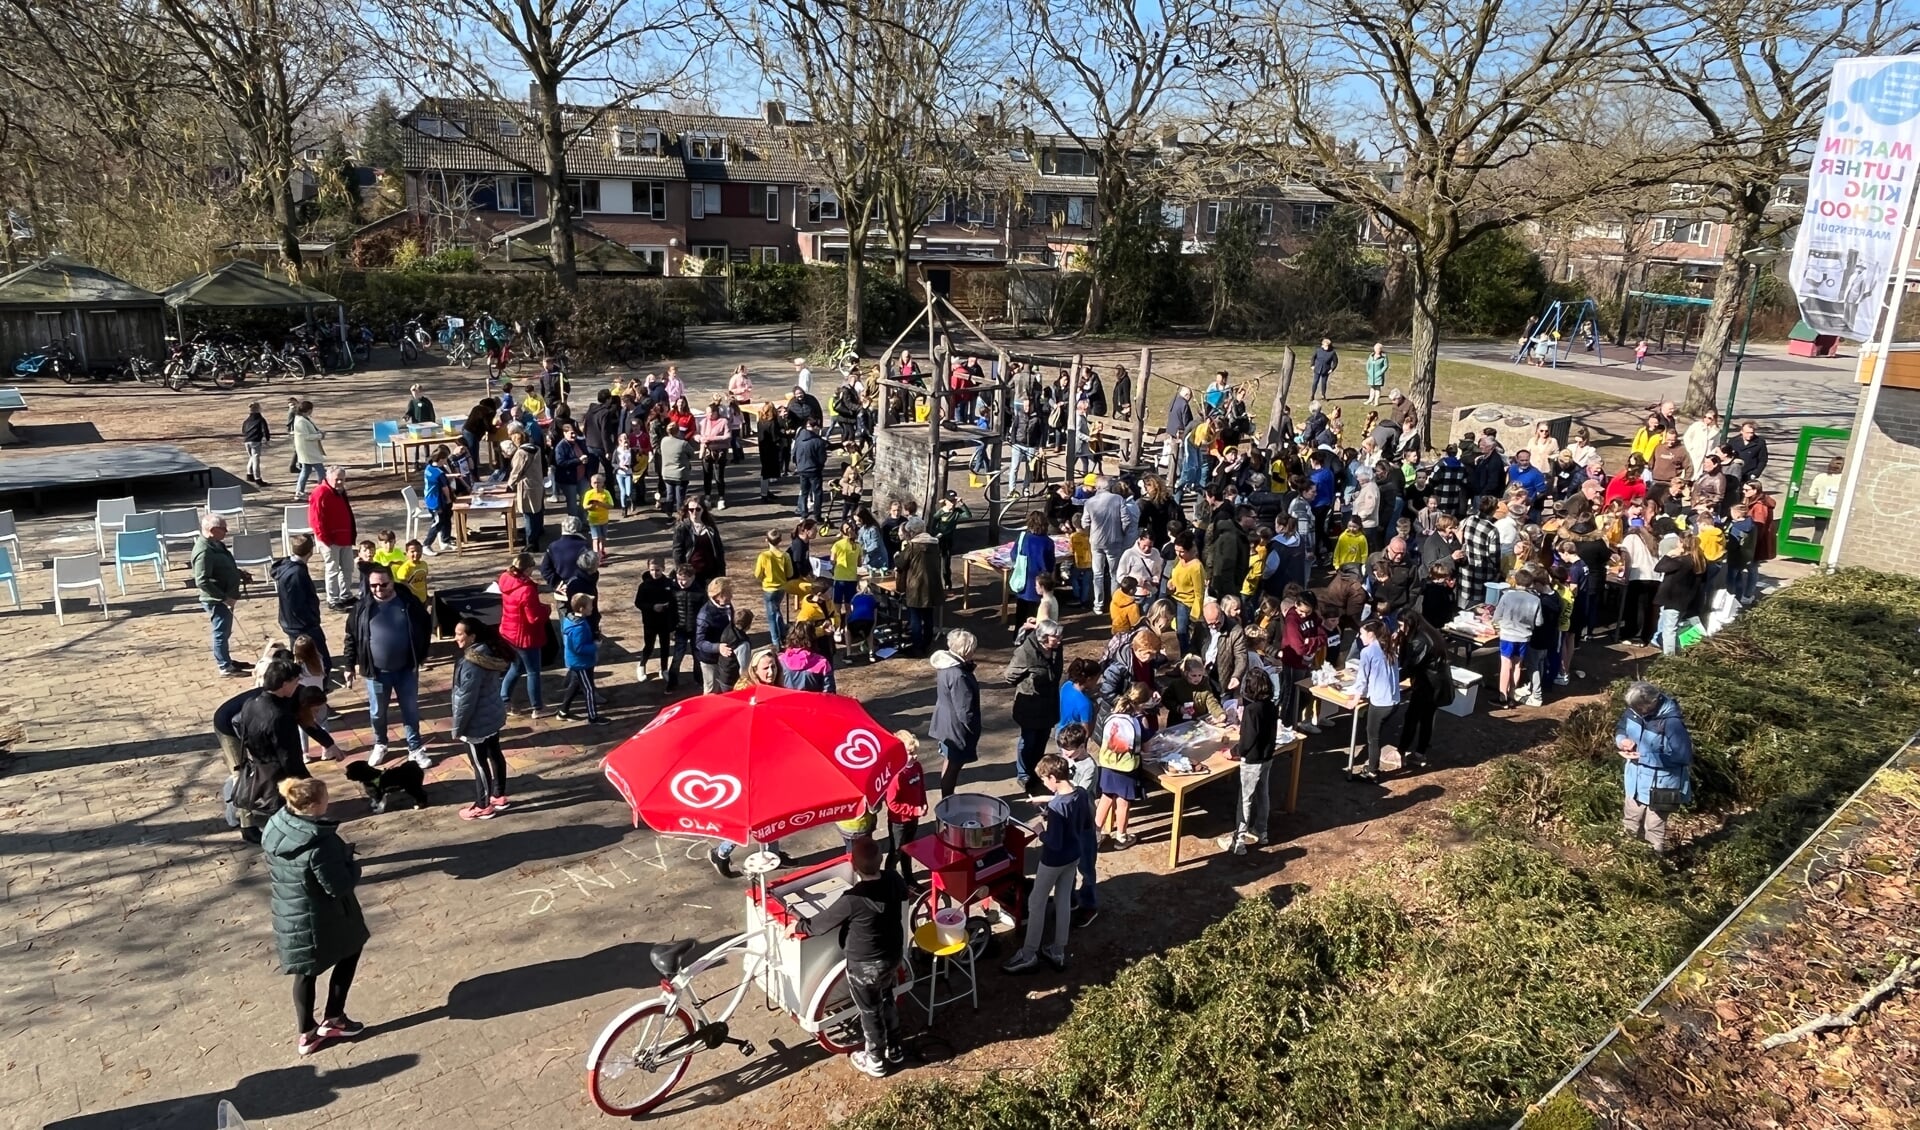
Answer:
[
  {"xmin": 373, "ymin": 529, "xmax": 406, "ymax": 569},
  {"xmin": 582, "ymin": 473, "xmax": 615, "ymax": 559},
  {"xmin": 830, "ymin": 520, "xmax": 862, "ymax": 624},
  {"xmin": 1068, "ymin": 517, "xmax": 1092, "ymax": 607},
  {"xmin": 1696, "ymin": 512, "xmax": 1725, "ymax": 564},
  {"xmin": 1168, "ymin": 534, "xmax": 1206, "ymax": 653},
  {"xmin": 1630, "ymin": 413, "xmax": 1664, "ymax": 465},
  {"xmin": 793, "ymin": 579, "xmax": 833, "ymax": 641},
  {"xmin": 1244, "ymin": 527, "xmax": 1271, "ymax": 597},
  {"xmin": 393, "ymin": 539, "xmax": 430, "ymax": 603},
  {"xmin": 1110, "ymin": 575, "xmax": 1142, "ymax": 635},
  {"xmin": 754, "ymin": 527, "xmax": 793, "ymax": 645},
  {"xmin": 1332, "ymin": 515, "xmax": 1370, "ymax": 569},
  {"xmin": 519, "ymin": 390, "xmax": 547, "ymax": 419}
]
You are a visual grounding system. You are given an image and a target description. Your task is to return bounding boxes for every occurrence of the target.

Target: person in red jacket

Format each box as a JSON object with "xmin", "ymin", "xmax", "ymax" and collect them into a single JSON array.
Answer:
[
  {"xmin": 496, "ymin": 553, "xmax": 549, "ymax": 717},
  {"xmin": 307, "ymin": 467, "xmax": 359, "ymax": 609},
  {"xmin": 883, "ymin": 731, "xmax": 928, "ymax": 883}
]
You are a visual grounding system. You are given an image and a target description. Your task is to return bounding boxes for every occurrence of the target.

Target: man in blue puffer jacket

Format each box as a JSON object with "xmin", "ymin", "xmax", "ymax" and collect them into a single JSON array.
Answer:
[{"xmin": 1615, "ymin": 680, "xmax": 1694, "ymax": 853}]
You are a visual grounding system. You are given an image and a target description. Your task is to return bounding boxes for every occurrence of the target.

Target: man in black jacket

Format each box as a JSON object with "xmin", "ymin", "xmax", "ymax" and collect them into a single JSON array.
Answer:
[
  {"xmin": 242, "ymin": 400, "xmax": 270, "ymax": 485},
  {"xmin": 541, "ymin": 517, "xmax": 593, "ymax": 591},
  {"xmin": 342, "ymin": 564, "xmax": 434, "ymax": 769},
  {"xmin": 1204, "ymin": 502, "xmax": 1253, "ymax": 599},
  {"xmin": 791, "ymin": 421, "xmax": 827, "ymax": 521},
  {"xmin": 1468, "ymin": 437, "xmax": 1507, "ymax": 503},
  {"xmin": 1309, "ymin": 338, "xmax": 1339, "ymax": 400},
  {"xmin": 795, "ymin": 838, "xmax": 908, "ymax": 1077},
  {"xmin": 275, "ymin": 533, "xmax": 329, "ymax": 674},
  {"xmin": 1005, "ymin": 620, "xmax": 1063, "ymax": 793}
]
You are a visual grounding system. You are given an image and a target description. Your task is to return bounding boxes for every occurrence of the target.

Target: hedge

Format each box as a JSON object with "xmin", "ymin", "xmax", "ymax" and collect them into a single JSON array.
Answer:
[{"xmin": 841, "ymin": 570, "xmax": 1920, "ymax": 1130}]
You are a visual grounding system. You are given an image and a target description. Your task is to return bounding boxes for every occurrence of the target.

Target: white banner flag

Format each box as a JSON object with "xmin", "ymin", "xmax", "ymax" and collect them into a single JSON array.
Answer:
[{"xmin": 1792, "ymin": 56, "xmax": 1920, "ymax": 340}]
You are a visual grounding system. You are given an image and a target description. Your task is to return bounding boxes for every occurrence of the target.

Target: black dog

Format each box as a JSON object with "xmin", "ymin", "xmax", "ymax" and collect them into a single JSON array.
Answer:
[{"xmin": 343, "ymin": 759, "xmax": 430, "ymax": 813}]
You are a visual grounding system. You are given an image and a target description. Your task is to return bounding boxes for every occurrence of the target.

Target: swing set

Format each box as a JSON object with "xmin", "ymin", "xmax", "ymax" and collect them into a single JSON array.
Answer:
[
  {"xmin": 1622, "ymin": 290, "xmax": 1714, "ymax": 356},
  {"xmin": 1511, "ymin": 297, "xmax": 1606, "ymax": 368}
]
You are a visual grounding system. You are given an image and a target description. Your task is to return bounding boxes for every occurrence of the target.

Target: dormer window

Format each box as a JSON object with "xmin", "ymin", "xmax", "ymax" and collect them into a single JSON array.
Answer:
[
  {"xmin": 688, "ymin": 134, "xmax": 727, "ymax": 161},
  {"xmin": 416, "ymin": 116, "xmax": 444, "ymax": 137},
  {"xmin": 618, "ymin": 127, "xmax": 663, "ymax": 157},
  {"xmin": 1044, "ymin": 148, "xmax": 1090, "ymax": 176},
  {"xmin": 497, "ymin": 118, "xmax": 520, "ymax": 137}
]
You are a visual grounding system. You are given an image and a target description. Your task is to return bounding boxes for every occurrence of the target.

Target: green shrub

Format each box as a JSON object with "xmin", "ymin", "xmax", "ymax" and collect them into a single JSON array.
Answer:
[
  {"xmin": 834, "ymin": 570, "xmax": 1920, "ymax": 1130},
  {"xmin": 727, "ymin": 262, "xmax": 810, "ymax": 323}
]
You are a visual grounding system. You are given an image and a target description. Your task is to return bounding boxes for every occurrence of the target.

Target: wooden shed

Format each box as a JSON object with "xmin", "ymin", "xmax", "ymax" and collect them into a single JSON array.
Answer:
[{"xmin": 0, "ymin": 255, "xmax": 169, "ymax": 371}]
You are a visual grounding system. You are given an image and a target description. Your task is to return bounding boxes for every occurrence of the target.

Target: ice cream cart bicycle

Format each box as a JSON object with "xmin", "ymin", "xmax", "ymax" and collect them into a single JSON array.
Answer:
[{"xmin": 585, "ymin": 852, "xmax": 910, "ymax": 1117}]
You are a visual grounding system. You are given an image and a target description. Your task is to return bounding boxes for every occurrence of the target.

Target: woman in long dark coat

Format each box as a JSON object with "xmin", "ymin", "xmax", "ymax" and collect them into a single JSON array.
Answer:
[{"xmin": 263, "ymin": 777, "xmax": 370, "ymax": 1055}]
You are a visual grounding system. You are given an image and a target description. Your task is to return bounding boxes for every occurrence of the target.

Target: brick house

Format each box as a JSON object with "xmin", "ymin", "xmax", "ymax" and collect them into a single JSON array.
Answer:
[{"xmin": 1542, "ymin": 178, "xmax": 1809, "ymax": 299}]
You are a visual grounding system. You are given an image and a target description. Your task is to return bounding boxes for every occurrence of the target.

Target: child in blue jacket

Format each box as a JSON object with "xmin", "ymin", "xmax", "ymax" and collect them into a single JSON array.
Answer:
[{"xmin": 557, "ymin": 592, "xmax": 605, "ymax": 723}]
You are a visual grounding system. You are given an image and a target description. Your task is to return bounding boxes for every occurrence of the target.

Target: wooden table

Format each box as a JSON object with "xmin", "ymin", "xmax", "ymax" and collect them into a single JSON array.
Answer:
[
  {"xmin": 959, "ymin": 534, "xmax": 1074, "ymax": 618},
  {"xmin": 1442, "ymin": 620, "xmax": 1500, "ymax": 664},
  {"xmin": 1143, "ymin": 720, "xmax": 1306, "ymax": 868},
  {"xmin": 389, "ymin": 430, "xmax": 463, "ymax": 474},
  {"xmin": 0, "ymin": 387, "xmax": 26, "ymax": 446},
  {"xmin": 1300, "ymin": 680, "xmax": 1368, "ymax": 773},
  {"xmin": 452, "ymin": 493, "xmax": 519, "ymax": 550}
]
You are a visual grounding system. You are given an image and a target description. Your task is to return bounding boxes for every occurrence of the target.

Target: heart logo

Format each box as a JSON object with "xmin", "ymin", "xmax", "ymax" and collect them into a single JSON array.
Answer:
[
  {"xmin": 642, "ymin": 703, "xmax": 684, "ymax": 733},
  {"xmin": 833, "ymin": 728, "xmax": 883, "ymax": 771},
  {"xmin": 669, "ymin": 769, "xmax": 741, "ymax": 810}
]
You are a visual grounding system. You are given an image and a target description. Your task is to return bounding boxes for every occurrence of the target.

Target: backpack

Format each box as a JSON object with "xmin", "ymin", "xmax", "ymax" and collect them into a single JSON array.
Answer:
[{"xmin": 232, "ymin": 750, "xmax": 284, "ymax": 816}]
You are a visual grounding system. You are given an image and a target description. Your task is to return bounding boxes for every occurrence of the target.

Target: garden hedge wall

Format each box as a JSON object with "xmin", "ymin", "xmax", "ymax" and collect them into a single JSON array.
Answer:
[{"xmin": 842, "ymin": 570, "xmax": 1920, "ymax": 1130}]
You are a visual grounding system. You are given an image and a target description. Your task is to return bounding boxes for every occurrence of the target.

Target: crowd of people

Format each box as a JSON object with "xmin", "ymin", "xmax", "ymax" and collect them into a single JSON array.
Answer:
[{"xmin": 203, "ymin": 346, "xmax": 1760, "ymax": 1061}]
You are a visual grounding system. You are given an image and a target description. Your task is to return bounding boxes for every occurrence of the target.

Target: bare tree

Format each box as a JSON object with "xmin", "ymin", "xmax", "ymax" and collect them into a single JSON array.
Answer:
[
  {"xmin": 1218, "ymin": 0, "xmax": 1689, "ymax": 437},
  {"xmin": 730, "ymin": 0, "xmax": 974, "ymax": 342},
  {"xmin": 1626, "ymin": 0, "xmax": 1920, "ymax": 413},
  {"xmin": 361, "ymin": 0, "xmax": 703, "ymax": 289},
  {"xmin": 149, "ymin": 0, "xmax": 359, "ymax": 276},
  {"xmin": 1005, "ymin": 0, "xmax": 1213, "ymax": 333}
]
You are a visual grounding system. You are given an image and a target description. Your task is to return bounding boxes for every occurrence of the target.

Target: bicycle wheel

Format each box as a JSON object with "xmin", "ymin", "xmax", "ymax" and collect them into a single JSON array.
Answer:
[
  {"xmin": 58, "ymin": 361, "xmax": 80, "ymax": 384},
  {"xmin": 586, "ymin": 1001, "xmax": 695, "ymax": 1117},
  {"xmin": 214, "ymin": 367, "xmax": 241, "ymax": 390}
]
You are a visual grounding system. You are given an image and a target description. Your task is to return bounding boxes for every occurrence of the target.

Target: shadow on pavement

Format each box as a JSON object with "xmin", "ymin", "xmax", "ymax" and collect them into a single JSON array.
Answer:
[{"xmin": 43, "ymin": 1054, "xmax": 419, "ymax": 1130}]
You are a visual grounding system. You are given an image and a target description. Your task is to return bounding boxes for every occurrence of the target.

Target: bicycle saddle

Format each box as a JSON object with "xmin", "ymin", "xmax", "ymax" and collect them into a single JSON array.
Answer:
[{"xmin": 650, "ymin": 938, "xmax": 698, "ymax": 978}]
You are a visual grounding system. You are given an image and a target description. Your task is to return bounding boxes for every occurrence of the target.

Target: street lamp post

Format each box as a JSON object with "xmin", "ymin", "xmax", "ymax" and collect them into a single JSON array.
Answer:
[{"xmin": 1721, "ymin": 246, "xmax": 1782, "ymax": 446}]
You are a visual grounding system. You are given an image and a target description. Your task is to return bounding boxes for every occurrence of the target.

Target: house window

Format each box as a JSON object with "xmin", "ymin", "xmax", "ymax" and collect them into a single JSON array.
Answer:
[
  {"xmin": 1772, "ymin": 182, "xmax": 1803, "ymax": 206},
  {"xmin": 1205, "ymin": 201, "xmax": 1223, "ymax": 235},
  {"xmin": 1045, "ymin": 148, "xmax": 1091, "ymax": 176},
  {"xmin": 1652, "ymin": 217, "xmax": 1709, "ymax": 244},
  {"xmin": 687, "ymin": 135, "xmax": 727, "ymax": 161},
  {"xmin": 497, "ymin": 118, "xmax": 519, "ymax": 137},
  {"xmin": 415, "ymin": 116, "xmax": 443, "ymax": 137},
  {"xmin": 690, "ymin": 243, "xmax": 728, "ymax": 260},
  {"xmin": 749, "ymin": 246, "xmax": 781, "ymax": 265},
  {"xmin": 635, "ymin": 181, "xmax": 667, "ymax": 219},
  {"xmin": 1066, "ymin": 196, "xmax": 1091, "ymax": 227},
  {"xmin": 929, "ymin": 196, "xmax": 951, "ymax": 223},
  {"xmin": 1160, "ymin": 202, "xmax": 1187, "ymax": 228},
  {"xmin": 691, "ymin": 183, "xmax": 721, "ymax": 218},
  {"xmin": 1689, "ymin": 221, "xmax": 1712, "ymax": 245},
  {"xmin": 765, "ymin": 186, "xmax": 780, "ymax": 222},
  {"xmin": 1668, "ymin": 183, "xmax": 1706, "ymax": 204},
  {"xmin": 495, "ymin": 176, "xmax": 535, "ymax": 216},
  {"xmin": 966, "ymin": 195, "xmax": 997, "ymax": 224},
  {"xmin": 1291, "ymin": 203, "xmax": 1325, "ymax": 230},
  {"xmin": 627, "ymin": 245, "xmax": 668, "ymax": 274},
  {"xmin": 807, "ymin": 188, "xmax": 840, "ymax": 222},
  {"xmin": 565, "ymin": 179, "xmax": 601, "ymax": 214}
]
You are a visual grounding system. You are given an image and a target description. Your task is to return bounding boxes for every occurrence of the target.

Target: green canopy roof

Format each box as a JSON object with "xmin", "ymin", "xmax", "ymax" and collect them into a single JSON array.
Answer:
[
  {"xmin": 0, "ymin": 254, "xmax": 163, "ymax": 307},
  {"xmin": 162, "ymin": 259, "xmax": 339, "ymax": 309}
]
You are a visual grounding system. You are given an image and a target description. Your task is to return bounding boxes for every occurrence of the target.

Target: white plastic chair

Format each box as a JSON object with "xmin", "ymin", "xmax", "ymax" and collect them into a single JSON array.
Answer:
[
  {"xmin": 231, "ymin": 532, "xmax": 274, "ymax": 592},
  {"xmin": 95, "ymin": 497, "xmax": 137, "ymax": 556},
  {"xmin": 206, "ymin": 486, "xmax": 246, "ymax": 531},
  {"xmin": 282, "ymin": 505, "xmax": 313, "ymax": 552},
  {"xmin": 157, "ymin": 508, "xmax": 201, "ymax": 555},
  {"xmin": 0, "ymin": 509, "xmax": 18, "ymax": 564},
  {"xmin": 113, "ymin": 529, "xmax": 166, "ymax": 593},
  {"xmin": 401, "ymin": 485, "xmax": 432, "ymax": 542},
  {"xmin": 123, "ymin": 510, "xmax": 161, "ymax": 534},
  {"xmin": 0, "ymin": 545, "xmax": 18, "ymax": 609},
  {"xmin": 51, "ymin": 553, "xmax": 109, "ymax": 623}
]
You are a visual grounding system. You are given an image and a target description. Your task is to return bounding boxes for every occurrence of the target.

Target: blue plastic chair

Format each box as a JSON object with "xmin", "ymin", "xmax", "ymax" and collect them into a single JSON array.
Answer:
[
  {"xmin": 114, "ymin": 528, "xmax": 166, "ymax": 593},
  {"xmin": 0, "ymin": 544, "xmax": 18, "ymax": 609},
  {"xmin": 372, "ymin": 420, "xmax": 402, "ymax": 467}
]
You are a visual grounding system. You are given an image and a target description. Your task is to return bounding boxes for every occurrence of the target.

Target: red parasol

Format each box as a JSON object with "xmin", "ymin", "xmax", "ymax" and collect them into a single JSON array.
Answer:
[{"xmin": 601, "ymin": 687, "xmax": 908, "ymax": 845}]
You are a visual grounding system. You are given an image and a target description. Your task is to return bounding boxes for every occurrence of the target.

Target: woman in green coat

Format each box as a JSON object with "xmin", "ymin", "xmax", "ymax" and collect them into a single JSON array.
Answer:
[{"xmin": 263, "ymin": 777, "xmax": 370, "ymax": 1055}]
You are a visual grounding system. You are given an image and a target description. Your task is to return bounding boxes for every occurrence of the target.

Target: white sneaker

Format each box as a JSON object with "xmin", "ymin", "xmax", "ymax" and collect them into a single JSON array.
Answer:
[
  {"xmin": 1553, "ymin": 673, "xmax": 1570, "ymax": 686},
  {"xmin": 367, "ymin": 744, "xmax": 390, "ymax": 768},
  {"xmin": 635, "ymin": 662, "xmax": 650, "ymax": 682},
  {"xmin": 408, "ymin": 749, "xmax": 432, "ymax": 769},
  {"xmin": 849, "ymin": 1050, "xmax": 887, "ymax": 1078},
  {"xmin": 713, "ymin": 499, "xmax": 726, "ymax": 511},
  {"xmin": 422, "ymin": 544, "xmax": 438, "ymax": 557}
]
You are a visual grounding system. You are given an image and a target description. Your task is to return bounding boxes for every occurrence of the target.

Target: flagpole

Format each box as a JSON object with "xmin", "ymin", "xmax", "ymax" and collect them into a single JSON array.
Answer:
[{"xmin": 1825, "ymin": 197, "xmax": 1920, "ymax": 568}]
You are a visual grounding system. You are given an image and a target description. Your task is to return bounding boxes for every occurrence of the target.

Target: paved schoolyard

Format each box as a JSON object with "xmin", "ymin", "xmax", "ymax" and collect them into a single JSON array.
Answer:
[{"xmin": 0, "ymin": 331, "xmax": 1847, "ymax": 1130}]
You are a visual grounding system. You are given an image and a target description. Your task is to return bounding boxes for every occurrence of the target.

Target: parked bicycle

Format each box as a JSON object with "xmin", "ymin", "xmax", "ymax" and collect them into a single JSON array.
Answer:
[
  {"xmin": 12, "ymin": 335, "xmax": 78, "ymax": 382},
  {"xmin": 163, "ymin": 334, "xmax": 241, "ymax": 391}
]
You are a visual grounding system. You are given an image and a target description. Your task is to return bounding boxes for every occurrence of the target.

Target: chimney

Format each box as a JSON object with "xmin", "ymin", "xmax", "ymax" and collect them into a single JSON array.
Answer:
[
  {"xmin": 764, "ymin": 101, "xmax": 785, "ymax": 127},
  {"xmin": 1158, "ymin": 126, "xmax": 1181, "ymax": 149}
]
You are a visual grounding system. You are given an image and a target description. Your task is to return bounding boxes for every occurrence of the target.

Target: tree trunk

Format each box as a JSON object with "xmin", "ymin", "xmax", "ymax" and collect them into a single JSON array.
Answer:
[
  {"xmin": 1683, "ymin": 203, "xmax": 1765, "ymax": 413},
  {"xmin": 1407, "ymin": 253, "xmax": 1445, "ymax": 445},
  {"xmin": 1081, "ymin": 273, "xmax": 1105, "ymax": 334},
  {"xmin": 845, "ymin": 237, "xmax": 866, "ymax": 344},
  {"xmin": 538, "ymin": 82, "xmax": 578, "ymax": 291},
  {"xmin": 1611, "ymin": 260, "xmax": 1633, "ymax": 346}
]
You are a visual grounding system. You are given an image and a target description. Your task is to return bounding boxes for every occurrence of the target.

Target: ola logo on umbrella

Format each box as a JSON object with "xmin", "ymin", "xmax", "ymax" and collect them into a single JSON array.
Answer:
[
  {"xmin": 832, "ymin": 729, "xmax": 882, "ymax": 770},
  {"xmin": 669, "ymin": 770, "xmax": 741, "ymax": 810},
  {"xmin": 641, "ymin": 703, "xmax": 685, "ymax": 734}
]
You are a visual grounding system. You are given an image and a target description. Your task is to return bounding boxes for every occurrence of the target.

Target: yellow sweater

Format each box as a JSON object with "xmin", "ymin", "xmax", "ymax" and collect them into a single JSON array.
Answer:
[
  {"xmin": 1169, "ymin": 558, "xmax": 1206, "ymax": 616},
  {"xmin": 1333, "ymin": 530, "xmax": 1370, "ymax": 569},
  {"xmin": 754, "ymin": 546, "xmax": 792, "ymax": 593}
]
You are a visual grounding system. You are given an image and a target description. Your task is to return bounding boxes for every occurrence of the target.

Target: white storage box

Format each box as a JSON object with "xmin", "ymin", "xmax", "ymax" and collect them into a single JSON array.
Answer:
[{"xmin": 1440, "ymin": 667, "xmax": 1483, "ymax": 717}]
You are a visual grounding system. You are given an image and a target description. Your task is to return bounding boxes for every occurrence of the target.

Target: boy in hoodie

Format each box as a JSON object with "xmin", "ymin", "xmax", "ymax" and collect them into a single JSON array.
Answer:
[
  {"xmin": 242, "ymin": 400, "xmax": 270, "ymax": 485},
  {"xmin": 557, "ymin": 593, "xmax": 606, "ymax": 724},
  {"xmin": 665, "ymin": 564, "xmax": 703, "ymax": 692},
  {"xmin": 275, "ymin": 534, "xmax": 329, "ymax": 674},
  {"xmin": 1109, "ymin": 575, "xmax": 1142, "ymax": 635},
  {"xmin": 449, "ymin": 616, "xmax": 512, "ymax": 819},
  {"xmin": 632, "ymin": 556, "xmax": 676, "ymax": 682}
]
